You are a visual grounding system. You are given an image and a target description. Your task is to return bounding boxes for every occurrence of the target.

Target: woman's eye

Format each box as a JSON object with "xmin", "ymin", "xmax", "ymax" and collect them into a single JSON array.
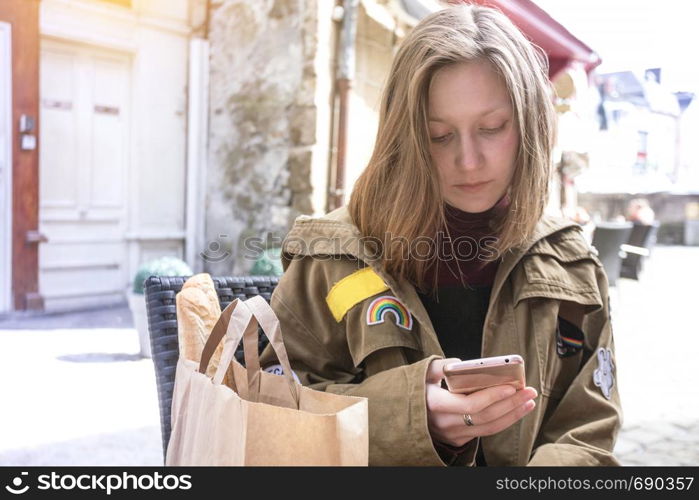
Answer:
[
  {"xmin": 480, "ymin": 123, "xmax": 506, "ymax": 134},
  {"xmin": 430, "ymin": 134, "xmax": 451, "ymax": 143}
]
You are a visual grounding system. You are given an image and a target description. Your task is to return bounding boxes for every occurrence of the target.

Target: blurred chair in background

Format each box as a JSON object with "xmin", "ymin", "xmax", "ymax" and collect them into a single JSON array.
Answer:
[
  {"xmin": 620, "ymin": 221, "xmax": 660, "ymax": 280},
  {"xmin": 591, "ymin": 222, "xmax": 634, "ymax": 286}
]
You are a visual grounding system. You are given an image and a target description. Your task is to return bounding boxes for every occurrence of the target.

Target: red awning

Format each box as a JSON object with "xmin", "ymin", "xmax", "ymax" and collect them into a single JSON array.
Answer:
[{"xmin": 464, "ymin": 0, "xmax": 601, "ymax": 79}]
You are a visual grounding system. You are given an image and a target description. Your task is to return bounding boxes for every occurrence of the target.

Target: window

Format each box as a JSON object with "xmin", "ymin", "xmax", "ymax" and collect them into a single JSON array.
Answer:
[{"xmin": 633, "ymin": 130, "xmax": 648, "ymax": 175}]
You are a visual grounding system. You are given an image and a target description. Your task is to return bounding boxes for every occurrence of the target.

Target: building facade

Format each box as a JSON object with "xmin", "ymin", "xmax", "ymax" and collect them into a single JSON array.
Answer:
[
  {"xmin": 1, "ymin": 0, "xmax": 197, "ymax": 312},
  {"xmin": 1, "ymin": 0, "xmax": 599, "ymax": 313}
]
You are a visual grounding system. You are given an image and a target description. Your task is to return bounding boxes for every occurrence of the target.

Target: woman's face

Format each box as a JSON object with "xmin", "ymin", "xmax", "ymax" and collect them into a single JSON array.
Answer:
[{"xmin": 427, "ymin": 59, "xmax": 519, "ymax": 213}]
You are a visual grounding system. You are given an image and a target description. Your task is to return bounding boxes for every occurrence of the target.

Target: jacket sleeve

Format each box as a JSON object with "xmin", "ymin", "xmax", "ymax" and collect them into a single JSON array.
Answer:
[
  {"xmin": 258, "ymin": 255, "xmax": 452, "ymax": 466},
  {"xmin": 527, "ymin": 263, "xmax": 623, "ymax": 466}
]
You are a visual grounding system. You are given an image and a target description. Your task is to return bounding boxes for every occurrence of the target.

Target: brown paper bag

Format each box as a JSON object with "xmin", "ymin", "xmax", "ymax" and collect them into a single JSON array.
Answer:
[{"xmin": 166, "ymin": 295, "xmax": 369, "ymax": 466}]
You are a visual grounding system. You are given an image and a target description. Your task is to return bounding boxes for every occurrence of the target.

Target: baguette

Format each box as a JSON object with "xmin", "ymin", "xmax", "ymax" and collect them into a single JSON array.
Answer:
[{"xmin": 175, "ymin": 273, "xmax": 229, "ymax": 381}]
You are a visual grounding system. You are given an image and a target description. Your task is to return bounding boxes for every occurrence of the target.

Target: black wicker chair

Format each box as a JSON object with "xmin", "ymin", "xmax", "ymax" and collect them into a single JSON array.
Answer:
[{"xmin": 144, "ymin": 275, "xmax": 279, "ymax": 463}]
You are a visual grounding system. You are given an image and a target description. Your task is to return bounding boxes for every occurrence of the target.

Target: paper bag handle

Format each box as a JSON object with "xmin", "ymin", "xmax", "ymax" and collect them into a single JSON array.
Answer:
[
  {"xmin": 241, "ymin": 296, "xmax": 299, "ymax": 403},
  {"xmin": 199, "ymin": 298, "xmax": 244, "ymax": 375},
  {"xmin": 199, "ymin": 296, "xmax": 299, "ymax": 406}
]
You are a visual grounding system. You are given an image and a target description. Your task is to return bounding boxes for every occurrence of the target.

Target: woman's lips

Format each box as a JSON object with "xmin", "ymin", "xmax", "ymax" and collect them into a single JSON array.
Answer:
[{"xmin": 454, "ymin": 181, "xmax": 491, "ymax": 192}]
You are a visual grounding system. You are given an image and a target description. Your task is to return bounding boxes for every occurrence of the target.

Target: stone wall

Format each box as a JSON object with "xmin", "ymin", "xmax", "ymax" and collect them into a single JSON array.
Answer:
[{"xmin": 205, "ymin": 0, "xmax": 318, "ymax": 275}]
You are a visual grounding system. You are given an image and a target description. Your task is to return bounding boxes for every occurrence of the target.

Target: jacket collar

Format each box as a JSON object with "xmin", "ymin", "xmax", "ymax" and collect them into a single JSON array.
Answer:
[
  {"xmin": 281, "ymin": 206, "xmax": 580, "ymax": 356},
  {"xmin": 282, "ymin": 205, "xmax": 580, "ymax": 272}
]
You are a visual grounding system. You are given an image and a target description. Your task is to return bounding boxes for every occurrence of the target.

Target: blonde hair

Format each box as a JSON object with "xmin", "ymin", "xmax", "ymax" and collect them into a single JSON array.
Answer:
[{"xmin": 347, "ymin": 4, "xmax": 556, "ymax": 292}]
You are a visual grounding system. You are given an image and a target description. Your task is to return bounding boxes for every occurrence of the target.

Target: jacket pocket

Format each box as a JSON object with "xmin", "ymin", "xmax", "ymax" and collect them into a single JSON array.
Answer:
[
  {"xmin": 514, "ymin": 231, "xmax": 604, "ymax": 309},
  {"xmin": 513, "ymin": 230, "xmax": 604, "ymax": 398}
]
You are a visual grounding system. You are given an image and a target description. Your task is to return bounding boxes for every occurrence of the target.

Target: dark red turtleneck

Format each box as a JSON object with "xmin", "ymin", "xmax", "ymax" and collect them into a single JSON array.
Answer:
[{"xmin": 422, "ymin": 194, "xmax": 508, "ymax": 290}]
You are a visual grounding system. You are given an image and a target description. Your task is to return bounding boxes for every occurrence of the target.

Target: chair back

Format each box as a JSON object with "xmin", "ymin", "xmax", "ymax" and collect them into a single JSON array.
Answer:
[
  {"xmin": 144, "ymin": 275, "xmax": 279, "ymax": 462},
  {"xmin": 627, "ymin": 221, "xmax": 659, "ymax": 248},
  {"xmin": 620, "ymin": 221, "xmax": 660, "ymax": 279},
  {"xmin": 591, "ymin": 222, "xmax": 633, "ymax": 286}
]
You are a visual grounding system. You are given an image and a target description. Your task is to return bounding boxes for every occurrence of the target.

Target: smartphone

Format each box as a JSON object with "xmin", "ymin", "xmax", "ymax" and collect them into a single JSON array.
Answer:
[{"xmin": 443, "ymin": 354, "xmax": 525, "ymax": 395}]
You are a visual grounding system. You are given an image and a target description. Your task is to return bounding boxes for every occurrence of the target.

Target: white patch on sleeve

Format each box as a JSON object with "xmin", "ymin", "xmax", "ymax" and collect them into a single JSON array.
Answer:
[
  {"xmin": 263, "ymin": 363, "xmax": 300, "ymax": 383},
  {"xmin": 592, "ymin": 347, "xmax": 615, "ymax": 400}
]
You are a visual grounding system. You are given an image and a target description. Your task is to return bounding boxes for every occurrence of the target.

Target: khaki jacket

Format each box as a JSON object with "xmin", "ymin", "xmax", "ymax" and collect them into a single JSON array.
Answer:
[{"xmin": 259, "ymin": 206, "xmax": 623, "ymax": 466}]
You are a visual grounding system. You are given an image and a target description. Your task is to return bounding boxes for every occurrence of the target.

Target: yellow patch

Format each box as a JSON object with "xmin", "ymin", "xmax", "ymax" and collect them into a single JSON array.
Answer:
[{"xmin": 326, "ymin": 267, "xmax": 389, "ymax": 322}]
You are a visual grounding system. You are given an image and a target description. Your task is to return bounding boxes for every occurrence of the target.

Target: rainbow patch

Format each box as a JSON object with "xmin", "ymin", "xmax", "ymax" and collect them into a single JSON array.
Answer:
[
  {"xmin": 366, "ymin": 295, "xmax": 413, "ymax": 331},
  {"xmin": 560, "ymin": 335, "xmax": 583, "ymax": 348}
]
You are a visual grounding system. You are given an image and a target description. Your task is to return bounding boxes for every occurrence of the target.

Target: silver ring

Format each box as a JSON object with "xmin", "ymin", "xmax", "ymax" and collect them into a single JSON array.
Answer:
[{"xmin": 463, "ymin": 413, "xmax": 474, "ymax": 426}]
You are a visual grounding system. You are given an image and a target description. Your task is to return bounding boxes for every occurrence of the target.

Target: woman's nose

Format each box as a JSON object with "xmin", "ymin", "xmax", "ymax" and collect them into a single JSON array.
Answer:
[{"xmin": 455, "ymin": 134, "xmax": 481, "ymax": 171}]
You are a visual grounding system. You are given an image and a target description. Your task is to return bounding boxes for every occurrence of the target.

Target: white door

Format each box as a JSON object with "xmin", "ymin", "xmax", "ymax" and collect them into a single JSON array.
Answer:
[
  {"xmin": 0, "ymin": 22, "xmax": 12, "ymax": 313},
  {"xmin": 39, "ymin": 40, "xmax": 130, "ymax": 311}
]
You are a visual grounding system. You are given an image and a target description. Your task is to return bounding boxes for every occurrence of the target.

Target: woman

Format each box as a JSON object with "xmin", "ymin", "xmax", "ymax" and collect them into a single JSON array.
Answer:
[{"xmin": 260, "ymin": 4, "xmax": 622, "ymax": 466}]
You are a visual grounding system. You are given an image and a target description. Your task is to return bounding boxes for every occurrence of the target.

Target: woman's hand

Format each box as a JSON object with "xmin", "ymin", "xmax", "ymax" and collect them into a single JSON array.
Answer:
[{"xmin": 426, "ymin": 358, "xmax": 538, "ymax": 447}]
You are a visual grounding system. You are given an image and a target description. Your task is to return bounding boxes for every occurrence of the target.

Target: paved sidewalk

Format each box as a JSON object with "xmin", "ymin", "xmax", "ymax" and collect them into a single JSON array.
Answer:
[
  {"xmin": 0, "ymin": 246, "xmax": 697, "ymax": 466},
  {"xmin": 608, "ymin": 245, "xmax": 699, "ymax": 466},
  {"xmin": 0, "ymin": 305, "xmax": 163, "ymax": 466}
]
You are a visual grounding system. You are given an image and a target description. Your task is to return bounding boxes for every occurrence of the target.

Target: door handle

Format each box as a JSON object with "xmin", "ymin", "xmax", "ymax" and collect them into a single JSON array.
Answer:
[{"xmin": 26, "ymin": 230, "xmax": 48, "ymax": 244}]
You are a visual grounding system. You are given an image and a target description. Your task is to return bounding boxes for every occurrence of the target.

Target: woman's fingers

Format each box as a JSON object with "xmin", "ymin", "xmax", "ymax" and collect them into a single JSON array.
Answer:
[
  {"xmin": 472, "ymin": 387, "xmax": 538, "ymax": 424},
  {"xmin": 425, "ymin": 362, "xmax": 540, "ymax": 447},
  {"xmin": 472, "ymin": 398, "xmax": 537, "ymax": 437},
  {"xmin": 433, "ymin": 388, "xmax": 536, "ymax": 431},
  {"xmin": 427, "ymin": 383, "xmax": 518, "ymax": 415},
  {"xmin": 435, "ymin": 399, "xmax": 537, "ymax": 447},
  {"xmin": 425, "ymin": 358, "xmax": 461, "ymax": 384}
]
